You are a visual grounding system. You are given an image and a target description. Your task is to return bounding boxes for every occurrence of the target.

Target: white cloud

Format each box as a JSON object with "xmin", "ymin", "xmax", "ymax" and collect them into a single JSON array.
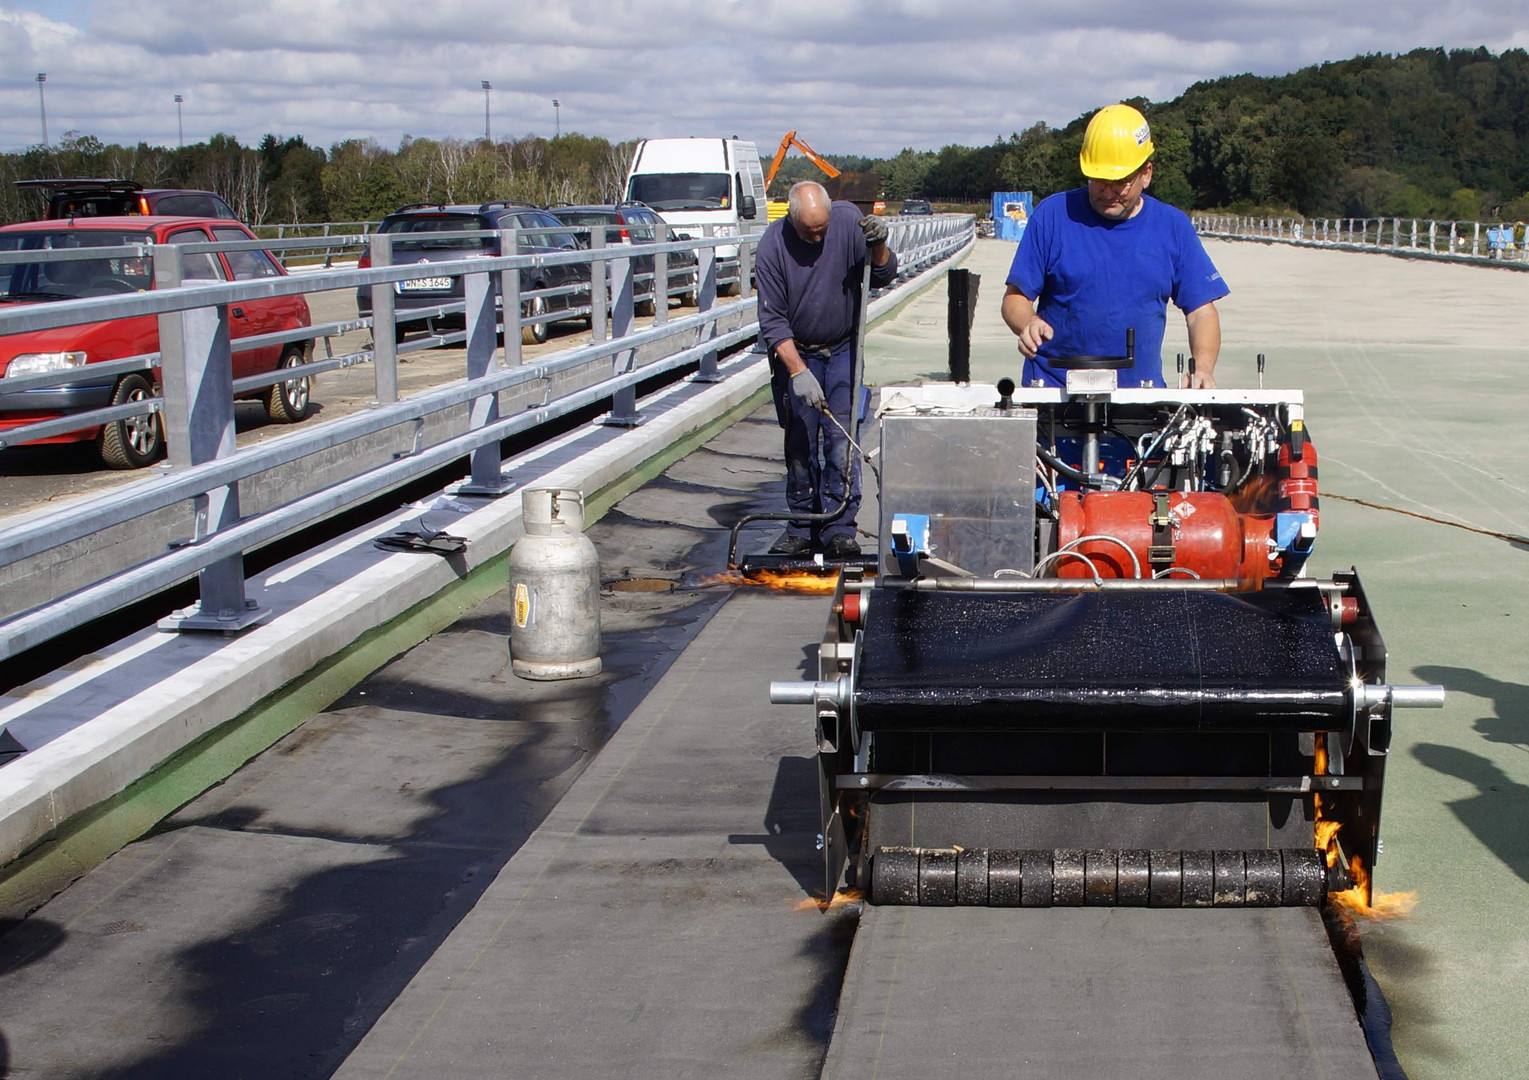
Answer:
[{"xmin": 0, "ymin": 0, "xmax": 1525, "ymax": 155}]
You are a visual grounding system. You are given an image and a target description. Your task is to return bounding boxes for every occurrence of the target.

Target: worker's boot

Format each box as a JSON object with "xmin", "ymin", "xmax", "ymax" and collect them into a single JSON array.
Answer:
[{"xmin": 770, "ymin": 534, "xmax": 813, "ymax": 555}]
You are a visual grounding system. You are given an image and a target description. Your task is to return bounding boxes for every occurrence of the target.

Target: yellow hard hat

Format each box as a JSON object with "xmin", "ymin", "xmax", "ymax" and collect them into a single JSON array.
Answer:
[{"xmin": 1079, "ymin": 104, "xmax": 1155, "ymax": 180}]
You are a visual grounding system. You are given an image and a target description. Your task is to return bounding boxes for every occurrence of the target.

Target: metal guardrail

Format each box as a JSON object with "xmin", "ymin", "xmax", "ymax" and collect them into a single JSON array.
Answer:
[
  {"xmin": 0, "ymin": 214, "xmax": 974, "ymax": 659},
  {"xmin": 1193, "ymin": 214, "xmax": 1529, "ymax": 267}
]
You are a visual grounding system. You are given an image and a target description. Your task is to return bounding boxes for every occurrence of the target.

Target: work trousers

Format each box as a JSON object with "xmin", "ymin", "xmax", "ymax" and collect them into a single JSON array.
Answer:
[{"xmin": 769, "ymin": 340, "xmax": 860, "ymax": 544}]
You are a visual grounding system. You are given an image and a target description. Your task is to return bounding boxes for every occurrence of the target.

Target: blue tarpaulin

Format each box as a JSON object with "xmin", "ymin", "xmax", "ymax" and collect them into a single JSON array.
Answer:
[{"xmin": 992, "ymin": 191, "xmax": 1033, "ymax": 242}]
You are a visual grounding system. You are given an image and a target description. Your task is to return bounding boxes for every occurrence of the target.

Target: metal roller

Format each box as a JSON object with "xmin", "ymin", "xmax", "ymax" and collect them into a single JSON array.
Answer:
[
  {"xmin": 1244, "ymin": 849, "xmax": 1283, "ymax": 906},
  {"xmin": 1118, "ymin": 849, "xmax": 1151, "ymax": 906},
  {"xmin": 1282, "ymin": 848, "xmax": 1326, "ymax": 907},
  {"xmin": 1084, "ymin": 850, "xmax": 1118, "ymax": 906},
  {"xmin": 1182, "ymin": 851, "xmax": 1215, "ymax": 907},
  {"xmin": 1213, "ymin": 850, "xmax": 1246, "ymax": 907},
  {"xmin": 919, "ymin": 848, "xmax": 958, "ymax": 906},
  {"xmin": 988, "ymin": 849, "xmax": 1023, "ymax": 906},
  {"xmin": 872, "ymin": 846, "xmax": 920, "ymax": 905},
  {"xmin": 871, "ymin": 847, "xmax": 1338, "ymax": 907},
  {"xmin": 956, "ymin": 848, "xmax": 989, "ymax": 906},
  {"xmin": 1149, "ymin": 849, "xmax": 1183, "ymax": 907},
  {"xmin": 1020, "ymin": 850, "xmax": 1053, "ymax": 908},
  {"xmin": 1052, "ymin": 849, "xmax": 1086, "ymax": 905}
]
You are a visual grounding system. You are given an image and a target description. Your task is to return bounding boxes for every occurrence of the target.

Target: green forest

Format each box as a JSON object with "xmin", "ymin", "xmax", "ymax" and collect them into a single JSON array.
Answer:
[{"xmin": 4, "ymin": 46, "xmax": 1527, "ymax": 226}]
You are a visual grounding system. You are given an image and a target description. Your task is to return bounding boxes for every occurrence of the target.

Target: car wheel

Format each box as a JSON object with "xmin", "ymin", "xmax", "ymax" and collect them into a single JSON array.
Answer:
[
  {"xmin": 521, "ymin": 292, "xmax": 550, "ymax": 345},
  {"xmin": 265, "ymin": 345, "xmax": 313, "ymax": 423},
  {"xmin": 97, "ymin": 373, "xmax": 163, "ymax": 469}
]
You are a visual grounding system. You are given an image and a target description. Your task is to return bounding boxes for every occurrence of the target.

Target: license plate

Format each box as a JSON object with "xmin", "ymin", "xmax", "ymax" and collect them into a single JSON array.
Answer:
[{"xmin": 398, "ymin": 277, "xmax": 452, "ymax": 291}]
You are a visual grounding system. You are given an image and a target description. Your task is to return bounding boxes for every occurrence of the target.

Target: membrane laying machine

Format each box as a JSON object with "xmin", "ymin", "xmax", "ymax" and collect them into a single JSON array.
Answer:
[{"xmin": 770, "ymin": 360, "xmax": 1443, "ymax": 912}]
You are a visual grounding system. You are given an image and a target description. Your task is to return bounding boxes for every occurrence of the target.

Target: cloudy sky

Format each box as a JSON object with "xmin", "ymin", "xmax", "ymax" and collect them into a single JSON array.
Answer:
[{"xmin": 3, "ymin": 0, "xmax": 1527, "ymax": 157}]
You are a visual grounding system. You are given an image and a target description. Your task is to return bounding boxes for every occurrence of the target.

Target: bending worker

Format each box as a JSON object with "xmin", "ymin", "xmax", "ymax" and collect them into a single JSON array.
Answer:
[
  {"xmin": 756, "ymin": 181, "xmax": 897, "ymax": 557},
  {"xmin": 1001, "ymin": 103, "xmax": 1228, "ymax": 389}
]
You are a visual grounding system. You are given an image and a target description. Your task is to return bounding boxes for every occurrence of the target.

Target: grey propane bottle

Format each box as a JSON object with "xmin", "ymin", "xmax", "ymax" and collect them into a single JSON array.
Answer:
[{"xmin": 508, "ymin": 488, "xmax": 602, "ymax": 680}]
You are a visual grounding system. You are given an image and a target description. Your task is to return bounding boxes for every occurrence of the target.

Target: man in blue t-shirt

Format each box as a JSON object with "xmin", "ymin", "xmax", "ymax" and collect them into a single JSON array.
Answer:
[{"xmin": 1001, "ymin": 103, "xmax": 1229, "ymax": 388}]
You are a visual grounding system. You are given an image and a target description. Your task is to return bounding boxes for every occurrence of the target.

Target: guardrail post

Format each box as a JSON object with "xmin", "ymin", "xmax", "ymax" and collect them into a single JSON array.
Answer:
[
  {"xmin": 153, "ymin": 244, "xmax": 264, "ymax": 633},
  {"xmin": 589, "ymin": 228, "xmax": 608, "ymax": 344},
  {"xmin": 739, "ymin": 231, "xmax": 753, "ymax": 299},
  {"xmin": 601, "ymin": 247, "xmax": 642, "ymax": 426},
  {"xmin": 652, "ymin": 220, "xmax": 669, "ymax": 327},
  {"xmin": 369, "ymin": 231, "xmax": 398, "ymax": 405},
  {"xmin": 499, "ymin": 228, "xmax": 523, "ymax": 366},
  {"xmin": 1471, "ymin": 222, "xmax": 1481, "ymax": 257},
  {"xmin": 690, "ymin": 239, "xmax": 722, "ymax": 383},
  {"xmin": 458, "ymin": 264, "xmax": 514, "ymax": 496}
]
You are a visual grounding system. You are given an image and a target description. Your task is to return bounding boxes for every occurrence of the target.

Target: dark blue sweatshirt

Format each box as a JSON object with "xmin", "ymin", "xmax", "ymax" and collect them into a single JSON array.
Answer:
[{"xmin": 755, "ymin": 201, "xmax": 898, "ymax": 352}]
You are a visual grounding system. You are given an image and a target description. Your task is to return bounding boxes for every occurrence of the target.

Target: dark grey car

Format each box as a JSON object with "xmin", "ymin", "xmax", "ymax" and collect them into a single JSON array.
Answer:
[
  {"xmin": 356, "ymin": 202, "xmax": 590, "ymax": 344},
  {"xmin": 548, "ymin": 202, "xmax": 699, "ymax": 314}
]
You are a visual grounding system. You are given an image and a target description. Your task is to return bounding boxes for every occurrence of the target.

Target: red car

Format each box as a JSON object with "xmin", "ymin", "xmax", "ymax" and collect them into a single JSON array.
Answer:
[{"xmin": 0, "ymin": 216, "xmax": 313, "ymax": 468}]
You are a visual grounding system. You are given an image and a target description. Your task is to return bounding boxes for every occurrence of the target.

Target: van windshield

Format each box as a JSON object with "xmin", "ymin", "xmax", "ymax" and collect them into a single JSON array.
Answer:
[
  {"xmin": 0, "ymin": 230, "xmax": 154, "ymax": 300},
  {"xmin": 627, "ymin": 174, "xmax": 730, "ymax": 211}
]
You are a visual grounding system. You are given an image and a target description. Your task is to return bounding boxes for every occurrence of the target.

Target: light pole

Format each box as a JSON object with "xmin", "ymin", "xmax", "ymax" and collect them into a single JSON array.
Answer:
[
  {"xmin": 482, "ymin": 80, "xmax": 492, "ymax": 142},
  {"xmin": 174, "ymin": 94, "xmax": 184, "ymax": 148},
  {"xmin": 36, "ymin": 73, "xmax": 48, "ymax": 149},
  {"xmin": 553, "ymin": 98, "xmax": 560, "ymax": 139}
]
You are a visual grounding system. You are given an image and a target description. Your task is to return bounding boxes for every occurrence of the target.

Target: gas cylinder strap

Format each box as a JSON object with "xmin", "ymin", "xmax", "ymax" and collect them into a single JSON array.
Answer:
[{"xmin": 1148, "ymin": 491, "xmax": 1175, "ymax": 570}]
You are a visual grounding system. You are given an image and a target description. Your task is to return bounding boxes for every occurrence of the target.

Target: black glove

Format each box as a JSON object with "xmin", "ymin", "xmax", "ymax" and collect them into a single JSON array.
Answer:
[
  {"xmin": 790, "ymin": 368, "xmax": 827, "ymax": 412},
  {"xmin": 859, "ymin": 214, "xmax": 889, "ymax": 246}
]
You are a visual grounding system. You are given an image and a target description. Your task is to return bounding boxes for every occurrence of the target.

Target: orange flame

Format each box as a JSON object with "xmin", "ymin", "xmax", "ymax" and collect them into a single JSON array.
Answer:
[
  {"xmin": 697, "ymin": 569, "xmax": 839, "ymax": 593},
  {"xmin": 1311, "ymin": 738, "xmax": 1418, "ymax": 919},
  {"xmin": 793, "ymin": 888, "xmax": 865, "ymax": 912}
]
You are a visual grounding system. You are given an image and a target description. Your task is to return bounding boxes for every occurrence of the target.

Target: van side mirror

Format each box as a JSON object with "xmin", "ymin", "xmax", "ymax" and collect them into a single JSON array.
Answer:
[{"xmin": 741, "ymin": 194, "xmax": 757, "ymax": 219}]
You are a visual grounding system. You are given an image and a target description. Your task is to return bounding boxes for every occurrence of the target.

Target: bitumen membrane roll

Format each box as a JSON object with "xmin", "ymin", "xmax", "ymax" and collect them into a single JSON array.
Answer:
[{"xmin": 854, "ymin": 588, "xmax": 1348, "ymax": 732}]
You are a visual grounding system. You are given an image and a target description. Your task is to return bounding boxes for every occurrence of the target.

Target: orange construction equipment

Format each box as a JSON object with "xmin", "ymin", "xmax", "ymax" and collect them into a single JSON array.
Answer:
[{"xmin": 765, "ymin": 130, "xmax": 882, "ymax": 216}]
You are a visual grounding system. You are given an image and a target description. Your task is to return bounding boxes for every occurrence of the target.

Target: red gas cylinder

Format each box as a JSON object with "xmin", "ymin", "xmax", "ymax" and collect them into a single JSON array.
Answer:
[
  {"xmin": 1278, "ymin": 430, "xmax": 1320, "ymax": 525},
  {"xmin": 1054, "ymin": 491, "xmax": 1276, "ymax": 579}
]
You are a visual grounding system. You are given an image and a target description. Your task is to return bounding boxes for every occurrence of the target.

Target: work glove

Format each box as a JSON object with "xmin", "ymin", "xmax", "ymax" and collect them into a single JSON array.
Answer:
[
  {"xmin": 859, "ymin": 214, "xmax": 889, "ymax": 246},
  {"xmin": 790, "ymin": 368, "xmax": 827, "ymax": 412}
]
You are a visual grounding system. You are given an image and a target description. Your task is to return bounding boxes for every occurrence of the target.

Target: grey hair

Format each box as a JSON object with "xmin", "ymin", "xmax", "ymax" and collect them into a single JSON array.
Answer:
[{"xmin": 787, "ymin": 181, "xmax": 830, "ymax": 220}]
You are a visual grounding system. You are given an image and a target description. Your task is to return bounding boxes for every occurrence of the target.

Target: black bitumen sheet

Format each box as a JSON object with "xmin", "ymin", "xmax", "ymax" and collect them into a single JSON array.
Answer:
[
  {"xmin": 333, "ymin": 590, "xmax": 855, "ymax": 1079},
  {"xmin": 856, "ymin": 588, "xmax": 1349, "ymax": 731},
  {"xmin": 822, "ymin": 905, "xmax": 1379, "ymax": 1080}
]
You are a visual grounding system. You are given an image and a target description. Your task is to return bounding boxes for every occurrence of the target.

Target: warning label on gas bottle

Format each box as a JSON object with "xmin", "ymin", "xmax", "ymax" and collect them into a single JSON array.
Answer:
[{"xmin": 514, "ymin": 582, "xmax": 531, "ymax": 628}]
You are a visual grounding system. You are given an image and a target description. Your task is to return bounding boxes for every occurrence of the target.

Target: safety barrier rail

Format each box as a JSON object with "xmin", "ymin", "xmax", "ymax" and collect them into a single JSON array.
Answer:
[
  {"xmin": 0, "ymin": 214, "xmax": 974, "ymax": 660},
  {"xmin": 1193, "ymin": 214, "xmax": 1529, "ymax": 267}
]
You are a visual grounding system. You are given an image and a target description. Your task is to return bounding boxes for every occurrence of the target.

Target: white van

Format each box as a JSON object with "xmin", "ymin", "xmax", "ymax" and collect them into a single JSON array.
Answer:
[{"xmin": 624, "ymin": 138, "xmax": 766, "ymax": 292}]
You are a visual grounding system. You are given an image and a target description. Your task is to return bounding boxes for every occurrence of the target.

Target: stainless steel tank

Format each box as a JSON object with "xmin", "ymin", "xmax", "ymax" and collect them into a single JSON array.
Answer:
[{"xmin": 508, "ymin": 488, "xmax": 602, "ymax": 680}]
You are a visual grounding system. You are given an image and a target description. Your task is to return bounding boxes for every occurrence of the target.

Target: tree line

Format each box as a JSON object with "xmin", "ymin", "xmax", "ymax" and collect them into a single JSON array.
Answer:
[{"xmin": 4, "ymin": 46, "xmax": 1527, "ymax": 226}]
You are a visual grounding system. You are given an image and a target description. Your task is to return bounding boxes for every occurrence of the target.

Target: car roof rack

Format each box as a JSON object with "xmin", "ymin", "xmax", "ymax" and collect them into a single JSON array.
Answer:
[{"xmin": 478, "ymin": 199, "xmax": 540, "ymax": 213}]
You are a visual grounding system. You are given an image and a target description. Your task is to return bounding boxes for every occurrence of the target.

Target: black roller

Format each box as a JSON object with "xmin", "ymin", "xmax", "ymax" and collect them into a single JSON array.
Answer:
[
  {"xmin": 1118, "ymin": 850, "xmax": 1151, "ymax": 906},
  {"xmin": 1148, "ymin": 850, "xmax": 1183, "ymax": 907},
  {"xmin": 988, "ymin": 849, "xmax": 1023, "ymax": 906},
  {"xmin": 1244, "ymin": 849, "xmax": 1283, "ymax": 906},
  {"xmin": 956, "ymin": 849, "xmax": 990, "ymax": 906},
  {"xmin": 872, "ymin": 846, "xmax": 920, "ymax": 905},
  {"xmin": 919, "ymin": 848, "xmax": 958, "ymax": 906},
  {"xmin": 1084, "ymin": 850, "xmax": 1118, "ymax": 906},
  {"xmin": 867, "ymin": 847, "xmax": 1332, "ymax": 907},
  {"xmin": 1181, "ymin": 851, "xmax": 1215, "ymax": 907},
  {"xmin": 1282, "ymin": 848, "xmax": 1326, "ymax": 906},
  {"xmin": 1020, "ymin": 850, "xmax": 1053, "ymax": 908},
  {"xmin": 1213, "ymin": 850, "xmax": 1246, "ymax": 907},
  {"xmin": 1053, "ymin": 849, "xmax": 1085, "ymax": 906}
]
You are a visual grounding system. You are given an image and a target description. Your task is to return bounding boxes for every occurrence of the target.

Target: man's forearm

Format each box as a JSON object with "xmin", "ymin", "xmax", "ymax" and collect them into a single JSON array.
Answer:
[
  {"xmin": 1185, "ymin": 302, "xmax": 1221, "ymax": 378},
  {"xmin": 774, "ymin": 338, "xmax": 806, "ymax": 375},
  {"xmin": 1001, "ymin": 286, "xmax": 1036, "ymax": 336}
]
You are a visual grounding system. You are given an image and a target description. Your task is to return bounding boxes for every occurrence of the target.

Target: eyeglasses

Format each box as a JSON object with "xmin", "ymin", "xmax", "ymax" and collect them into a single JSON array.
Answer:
[{"xmin": 1089, "ymin": 166, "xmax": 1150, "ymax": 192}]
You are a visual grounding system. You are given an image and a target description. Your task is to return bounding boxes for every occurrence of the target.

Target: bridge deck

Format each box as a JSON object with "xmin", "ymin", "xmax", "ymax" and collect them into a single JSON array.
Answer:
[{"xmin": 0, "ymin": 238, "xmax": 1525, "ymax": 1079}]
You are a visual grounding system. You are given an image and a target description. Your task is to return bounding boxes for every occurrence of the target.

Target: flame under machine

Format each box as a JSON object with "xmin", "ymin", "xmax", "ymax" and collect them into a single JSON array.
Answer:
[{"xmin": 771, "ymin": 357, "xmax": 1444, "ymax": 909}]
